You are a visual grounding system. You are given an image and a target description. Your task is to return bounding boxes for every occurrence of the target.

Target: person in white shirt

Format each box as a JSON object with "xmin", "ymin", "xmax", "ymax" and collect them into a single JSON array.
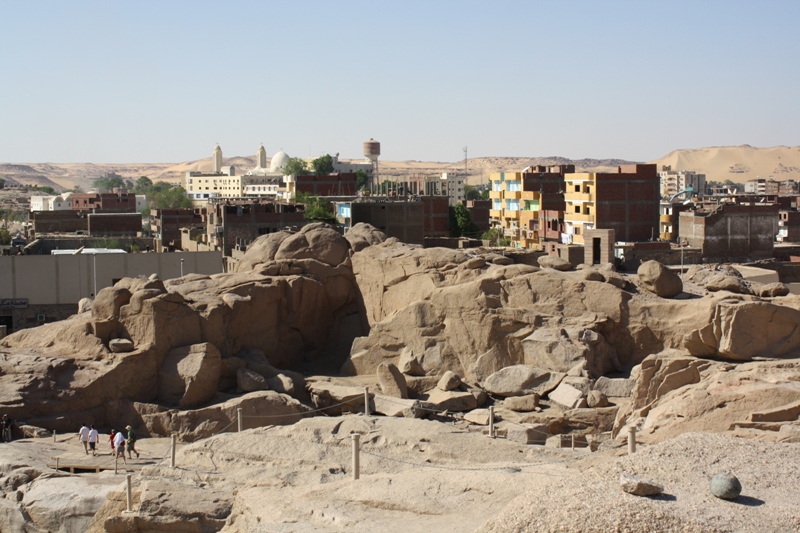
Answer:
[
  {"xmin": 78, "ymin": 424, "xmax": 91, "ymax": 455},
  {"xmin": 112, "ymin": 430, "xmax": 127, "ymax": 464},
  {"xmin": 88, "ymin": 425, "xmax": 99, "ymax": 457}
]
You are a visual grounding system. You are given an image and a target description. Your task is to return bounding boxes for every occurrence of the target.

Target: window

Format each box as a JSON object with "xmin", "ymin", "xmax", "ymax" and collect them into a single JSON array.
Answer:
[
  {"xmin": 507, "ymin": 180, "xmax": 521, "ymax": 192},
  {"xmin": 574, "ymin": 205, "xmax": 580, "ymax": 213},
  {"xmin": 574, "ymin": 185, "xmax": 580, "ymax": 193},
  {"xmin": 493, "ymin": 199, "xmax": 501, "ymax": 210},
  {"xmin": 575, "ymin": 226, "xmax": 581, "ymax": 235}
]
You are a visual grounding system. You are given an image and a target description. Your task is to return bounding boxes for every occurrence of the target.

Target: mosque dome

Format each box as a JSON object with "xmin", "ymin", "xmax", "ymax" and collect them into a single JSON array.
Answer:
[{"xmin": 269, "ymin": 150, "xmax": 290, "ymax": 173}]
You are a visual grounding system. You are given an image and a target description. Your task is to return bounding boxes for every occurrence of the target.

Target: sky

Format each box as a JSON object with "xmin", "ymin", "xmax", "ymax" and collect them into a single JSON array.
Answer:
[{"xmin": 1, "ymin": 1, "xmax": 798, "ymax": 164}]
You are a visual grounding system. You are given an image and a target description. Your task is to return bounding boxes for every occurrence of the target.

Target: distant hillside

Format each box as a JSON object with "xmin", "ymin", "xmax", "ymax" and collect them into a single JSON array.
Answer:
[
  {"xmin": 3, "ymin": 146, "xmax": 798, "ymax": 190},
  {"xmin": 650, "ymin": 145, "xmax": 800, "ymax": 183}
]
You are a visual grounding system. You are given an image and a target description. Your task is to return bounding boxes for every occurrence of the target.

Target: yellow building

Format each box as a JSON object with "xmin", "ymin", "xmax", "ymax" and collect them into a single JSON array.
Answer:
[
  {"xmin": 563, "ymin": 172, "xmax": 595, "ymax": 245},
  {"xmin": 488, "ymin": 172, "xmax": 540, "ymax": 249}
]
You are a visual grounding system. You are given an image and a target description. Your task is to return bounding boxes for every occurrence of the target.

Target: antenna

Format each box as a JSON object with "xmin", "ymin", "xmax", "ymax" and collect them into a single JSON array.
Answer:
[{"xmin": 463, "ymin": 146, "xmax": 468, "ymax": 178}]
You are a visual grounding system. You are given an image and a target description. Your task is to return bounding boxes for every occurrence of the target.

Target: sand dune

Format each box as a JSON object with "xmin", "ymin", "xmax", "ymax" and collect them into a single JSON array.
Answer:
[
  {"xmin": 651, "ymin": 145, "xmax": 800, "ymax": 183},
  {"xmin": 2, "ymin": 145, "xmax": 797, "ymax": 191}
]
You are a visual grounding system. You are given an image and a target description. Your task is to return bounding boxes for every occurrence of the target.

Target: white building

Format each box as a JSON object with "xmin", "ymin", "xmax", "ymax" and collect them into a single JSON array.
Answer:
[
  {"xmin": 441, "ymin": 173, "xmax": 465, "ymax": 206},
  {"xmin": 659, "ymin": 166, "xmax": 706, "ymax": 199},
  {"xmin": 183, "ymin": 144, "xmax": 290, "ymax": 201},
  {"xmin": 331, "ymin": 153, "xmax": 373, "ymax": 174},
  {"xmin": 30, "ymin": 194, "xmax": 72, "ymax": 211}
]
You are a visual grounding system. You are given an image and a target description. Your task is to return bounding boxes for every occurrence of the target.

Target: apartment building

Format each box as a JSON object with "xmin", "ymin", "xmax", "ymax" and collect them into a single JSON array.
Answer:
[
  {"xmin": 489, "ymin": 172, "xmax": 541, "ymax": 249},
  {"xmin": 563, "ymin": 164, "xmax": 659, "ymax": 245},
  {"xmin": 659, "ymin": 166, "xmax": 706, "ymax": 198}
]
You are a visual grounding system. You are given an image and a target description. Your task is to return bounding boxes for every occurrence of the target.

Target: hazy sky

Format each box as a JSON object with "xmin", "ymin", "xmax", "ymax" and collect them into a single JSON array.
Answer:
[{"xmin": 2, "ymin": 1, "xmax": 798, "ymax": 164}]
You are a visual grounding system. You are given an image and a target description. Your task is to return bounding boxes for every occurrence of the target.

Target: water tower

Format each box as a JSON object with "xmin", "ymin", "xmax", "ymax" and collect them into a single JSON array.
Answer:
[{"xmin": 363, "ymin": 138, "xmax": 381, "ymax": 187}]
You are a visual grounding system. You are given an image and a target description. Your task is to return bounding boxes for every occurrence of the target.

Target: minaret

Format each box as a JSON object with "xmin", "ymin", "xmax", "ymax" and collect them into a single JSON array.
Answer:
[
  {"xmin": 213, "ymin": 144, "xmax": 223, "ymax": 173},
  {"xmin": 257, "ymin": 144, "xmax": 267, "ymax": 169}
]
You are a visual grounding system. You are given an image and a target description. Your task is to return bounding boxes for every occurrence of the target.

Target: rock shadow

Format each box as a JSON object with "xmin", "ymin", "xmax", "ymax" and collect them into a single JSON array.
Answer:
[
  {"xmin": 731, "ymin": 495, "xmax": 765, "ymax": 507},
  {"xmin": 648, "ymin": 493, "xmax": 677, "ymax": 502}
]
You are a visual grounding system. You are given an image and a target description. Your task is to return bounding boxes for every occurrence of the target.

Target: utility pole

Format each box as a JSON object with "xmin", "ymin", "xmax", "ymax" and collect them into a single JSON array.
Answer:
[{"xmin": 463, "ymin": 146, "xmax": 468, "ymax": 179}]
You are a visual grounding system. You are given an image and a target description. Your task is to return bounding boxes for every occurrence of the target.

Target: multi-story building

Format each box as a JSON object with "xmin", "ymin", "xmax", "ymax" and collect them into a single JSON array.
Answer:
[
  {"xmin": 441, "ymin": 173, "xmax": 464, "ymax": 206},
  {"xmin": 335, "ymin": 196, "xmax": 449, "ymax": 246},
  {"xmin": 680, "ymin": 203, "xmax": 779, "ymax": 262},
  {"xmin": 150, "ymin": 208, "xmax": 203, "ymax": 252},
  {"xmin": 488, "ymin": 166, "xmax": 570, "ymax": 249},
  {"xmin": 777, "ymin": 210, "xmax": 800, "ymax": 243},
  {"xmin": 744, "ymin": 177, "xmax": 779, "ymax": 195},
  {"xmin": 564, "ymin": 164, "xmax": 659, "ymax": 245},
  {"xmin": 69, "ymin": 192, "xmax": 142, "ymax": 213},
  {"xmin": 779, "ymin": 180, "xmax": 799, "ymax": 196},
  {"xmin": 659, "ymin": 166, "xmax": 706, "ymax": 198}
]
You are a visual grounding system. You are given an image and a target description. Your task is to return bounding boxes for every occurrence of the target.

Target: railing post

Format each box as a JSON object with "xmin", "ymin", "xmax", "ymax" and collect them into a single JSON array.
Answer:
[
  {"xmin": 237, "ymin": 408, "xmax": 243, "ymax": 432},
  {"xmin": 114, "ymin": 454, "xmax": 118, "ymax": 475},
  {"xmin": 126, "ymin": 474, "xmax": 132, "ymax": 512},
  {"xmin": 489, "ymin": 405, "xmax": 495, "ymax": 438},
  {"xmin": 55, "ymin": 458, "xmax": 59, "ymax": 471},
  {"xmin": 628, "ymin": 426, "xmax": 637, "ymax": 455},
  {"xmin": 53, "ymin": 430, "xmax": 56, "ymax": 443},
  {"xmin": 351, "ymin": 433, "xmax": 361, "ymax": 480},
  {"xmin": 170, "ymin": 434, "xmax": 176, "ymax": 468},
  {"xmin": 571, "ymin": 434, "xmax": 575, "ymax": 451},
  {"xmin": 364, "ymin": 387, "xmax": 370, "ymax": 417}
]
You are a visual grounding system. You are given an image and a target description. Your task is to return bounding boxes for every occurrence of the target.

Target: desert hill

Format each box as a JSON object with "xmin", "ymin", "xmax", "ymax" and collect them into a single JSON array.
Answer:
[
  {"xmin": 2, "ymin": 145, "xmax": 799, "ymax": 192},
  {"xmin": 651, "ymin": 145, "xmax": 800, "ymax": 183}
]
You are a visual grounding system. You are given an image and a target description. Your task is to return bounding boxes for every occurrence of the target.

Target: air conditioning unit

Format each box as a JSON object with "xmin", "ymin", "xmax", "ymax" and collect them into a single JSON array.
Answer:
[{"xmin": 37, "ymin": 313, "xmax": 46, "ymax": 322}]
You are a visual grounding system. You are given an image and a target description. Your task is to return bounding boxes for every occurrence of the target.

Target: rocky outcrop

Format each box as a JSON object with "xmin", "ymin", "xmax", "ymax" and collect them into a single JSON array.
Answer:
[
  {"xmin": 482, "ymin": 366, "xmax": 565, "ymax": 397},
  {"xmin": 159, "ymin": 343, "xmax": 222, "ymax": 408},
  {"xmin": 637, "ymin": 260, "xmax": 683, "ymax": 298},
  {"xmin": 537, "ymin": 255, "xmax": 572, "ymax": 271}
]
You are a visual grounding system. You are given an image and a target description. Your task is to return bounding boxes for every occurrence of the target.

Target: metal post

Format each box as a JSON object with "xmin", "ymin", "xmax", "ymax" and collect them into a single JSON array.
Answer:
[
  {"xmin": 364, "ymin": 387, "xmax": 370, "ymax": 417},
  {"xmin": 114, "ymin": 454, "xmax": 118, "ymax": 474},
  {"xmin": 571, "ymin": 434, "xmax": 575, "ymax": 451},
  {"xmin": 93, "ymin": 253, "xmax": 97, "ymax": 298},
  {"xmin": 628, "ymin": 426, "xmax": 637, "ymax": 455},
  {"xmin": 170, "ymin": 434, "xmax": 176, "ymax": 468},
  {"xmin": 126, "ymin": 474, "xmax": 132, "ymax": 512},
  {"xmin": 180, "ymin": 258, "xmax": 184, "ymax": 277},
  {"xmin": 351, "ymin": 433, "xmax": 361, "ymax": 480},
  {"xmin": 55, "ymin": 458, "xmax": 59, "ymax": 471},
  {"xmin": 489, "ymin": 405, "xmax": 495, "ymax": 438},
  {"xmin": 680, "ymin": 240, "xmax": 684, "ymax": 281},
  {"xmin": 53, "ymin": 430, "xmax": 56, "ymax": 443},
  {"xmin": 237, "ymin": 408, "xmax": 243, "ymax": 432}
]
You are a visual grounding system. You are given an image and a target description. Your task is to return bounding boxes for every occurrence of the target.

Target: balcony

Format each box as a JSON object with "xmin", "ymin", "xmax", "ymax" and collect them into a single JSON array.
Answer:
[
  {"xmin": 660, "ymin": 214, "xmax": 672, "ymax": 223},
  {"xmin": 504, "ymin": 190, "xmax": 521, "ymax": 200},
  {"xmin": 489, "ymin": 209, "xmax": 503, "ymax": 219},
  {"xmin": 565, "ymin": 213, "xmax": 594, "ymax": 223},
  {"xmin": 565, "ymin": 192, "xmax": 593, "ymax": 202},
  {"xmin": 489, "ymin": 190, "xmax": 503, "ymax": 200},
  {"xmin": 504, "ymin": 227, "xmax": 520, "ymax": 238},
  {"xmin": 504, "ymin": 210, "xmax": 520, "ymax": 220},
  {"xmin": 519, "ymin": 210, "xmax": 538, "ymax": 221}
]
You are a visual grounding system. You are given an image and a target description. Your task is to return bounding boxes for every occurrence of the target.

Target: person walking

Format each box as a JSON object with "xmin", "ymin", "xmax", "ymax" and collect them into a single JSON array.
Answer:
[
  {"xmin": 1, "ymin": 415, "xmax": 12, "ymax": 443},
  {"xmin": 125, "ymin": 425, "xmax": 139, "ymax": 459},
  {"xmin": 108, "ymin": 429, "xmax": 117, "ymax": 455},
  {"xmin": 78, "ymin": 423, "xmax": 90, "ymax": 454},
  {"xmin": 88, "ymin": 425, "xmax": 99, "ymax": 457},
  {"xmin": 113, "ymin": 429, "xmax": 127, "ymax": 465}
]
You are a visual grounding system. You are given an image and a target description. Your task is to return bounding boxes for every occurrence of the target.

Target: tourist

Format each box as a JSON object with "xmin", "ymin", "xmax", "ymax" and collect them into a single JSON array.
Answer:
[
  {"xmin": 78, "ymin": 423, "xmax": 90, "ymax": 454},
  {"xmin": 112, "ymin": 429, "xmax": 127, "ymax": 464},
  {"xmin": 108, "ymin": 429, "xmax": 117, "ymax": 454},
  {"xmin": 88, "ymin": 425, "xmax": 99, "ymax": 457},
  {"xmin": 1, "ymin": 414, "xmax": 12, "ymax": 443},
  {"xmin": 125, "ymin": 425, "xmax": 139, "ymax": 459}
]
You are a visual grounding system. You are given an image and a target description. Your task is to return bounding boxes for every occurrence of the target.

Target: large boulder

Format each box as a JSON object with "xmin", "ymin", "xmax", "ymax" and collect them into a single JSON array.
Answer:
[
  {"xmin": 158, "ymin": 343, "xmax": 222, "ymax": 409},
  {"xmin": 236, "ymin": 367, "xmax": 268, "ymax": 393},
  {"xmin": 345, "ymin": 223, "xmax": 388, "ymax": 252},
  {"xmin": 437, "ymin": 371, "xmax": 462, "ymax": 391},
  {"xmin": 483, "ymin": 366, "xmax": 565, "ymax": 397},
  {"xmin": 637, "ymin": 261, "xmax": 683, "ymax": 298},
  {"xmin": 548, "ymin": 382, "xmax": 587, "ymax": 409},
  {"xmin": 376, "ymin": 363, "xmax": 408, "ymax": 399},
  {"xmin": 274, "ymin": 223, "xmax": 350, "ymax": 267},
  {"xmin": 422, "ymin": 388, "xmax": 478, "ymax": 412},
  {"xmin": 503, "ymin": 394, "xmax": 540, "ymax": 412},
  {"xmin": 760, "ymin": 282, "xmax": 790, "ymax": 298},
  {"xmin": 705, "ymin": 275, "xmax": 749, "ymax": 294},
  {"xmin": 537, "ymin": 255, "xmax": 572, "ymax": 271}
]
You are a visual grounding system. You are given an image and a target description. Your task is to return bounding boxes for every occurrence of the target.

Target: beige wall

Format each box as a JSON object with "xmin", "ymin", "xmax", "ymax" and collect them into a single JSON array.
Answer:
[{"xmin": 0, "ymin": 251, "xmax": 222, "ymax": 304}]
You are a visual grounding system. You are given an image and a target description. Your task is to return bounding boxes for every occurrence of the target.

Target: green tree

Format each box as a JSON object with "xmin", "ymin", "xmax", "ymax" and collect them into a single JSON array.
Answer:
[
  {"xmin": 311, "ymin": 154, "xmax": 335, "ymax": 176},
  {"xmin": 296, "ymin": 191, "xmax": 336, "ymax": 223},
  {"xmin": 32, "ymin": 186, "xmax": 56, "ymax": 195},
  {"xmin": 454, "ymin": 203, "xmax": 480, "ymax": 237},
  {"xmin": 464, "ymin": 184, "xmax": 482, "ymax": 201},
  {"xmin": 94, "ymin": 175, "xmax": 125, "ymax": 192},
  {"xmin": 355, "ymin": 170, "xmax": 369, "ymax": 190},
  {"xmin": 283, "ymin": 157, "xmax": 309, "ymax": 176},
  {"xmin": 482, "ymin": 227, "xmax": 510, "ymax": 246},
  {"xmin": 0, "ymin": 227, "xmax": 10, "ymax": 245},
  {"xmin": 135, "ymin": 176, "xmax": 153, "ymax": 194},
  {"xmin": 152, "ymin": 186, "xmax": 193, "ymax": 209}
]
